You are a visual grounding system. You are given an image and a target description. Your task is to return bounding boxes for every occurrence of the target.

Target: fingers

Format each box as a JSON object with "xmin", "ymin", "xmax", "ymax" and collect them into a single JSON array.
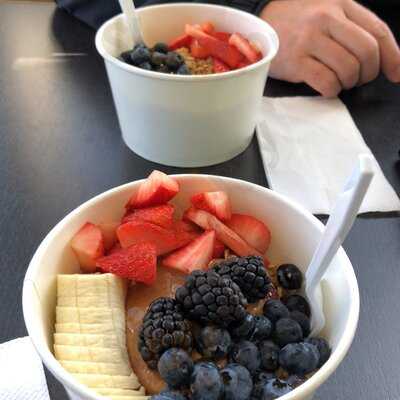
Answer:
[
  {"xmin": 344, "ymin": 0, "xmax": 400, "ymax": 82},
  {"xmin": 300, "ymin": 57, "xmax": 342, "ymax": 97},
  {"xmin": 328, "ymin": 16, "xmax": 380, "ymax": 84},
  {"xmin": 308, "ymin": 35, "xmax": 360, "ymax": 89}
]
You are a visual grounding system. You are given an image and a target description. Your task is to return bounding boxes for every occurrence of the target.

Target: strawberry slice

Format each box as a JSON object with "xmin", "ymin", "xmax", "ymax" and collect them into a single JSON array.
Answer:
[
  {"xmin": 173, "ymin": 220, "xmax": 201, "ymax": 233},
  {"xmin": 190, "ymin": 39, "xmax": 210, "ymax": 59},
  {"xmin": 226, "ymin": 214, "xmax": 271, "ymax": 253},
  {"xmin": 211, "ymin": 31, "xmax": 231, "ymax": 42},
  {"xmin": 184, "ymin": 208, "xmax": 262, "ymax": 257},
  {"xmin": 213, "ymin": 239, "xmax": 225, "ymax": 258},
  {"xmin": 117, "ymin": 220, "xmax": 177, "ymax": 255},
  {"xmin": 201, "ymin": 21, "xmax": 215, "ymax": 34},
  {"xmin": 71, "ymin": 223, "xmax": 105, "ymax": 272},
  {"xmin": 212, "ymin": 58, "xmax": 230, "ymax": 73},
  {"xmin": 229, "ymin": 33, "xmax": 262, "ymax": 63},
  {"xmin": 237, "ymin": 59, "xmax": 251, "ymax": 69},
  {"xmin": 169, "ymin": 34, "xmax": 192, "ymax": 50},
  {"xmin": 191, "ymin": 191, "xmax": 232, "ymax": 221},
  {"xmin": 122, "ymin": 204, "xmax": 175, "ymax": 229},
  {"xmin": 126, "ymin": 170, "xmax": 179, "ymax": 209},
  {"xmin": 185, "ymin": 24, "xmax": 242, "ymax": 68},
  {"xmin": 96, "ymin": 242, "xmax": 157, "ymax": 284},
  {"xmin": 163, "ymin": 230, "xmax": 216, "ymax": 273},
  {"xmin": 107, "ymin": 242, "xmax": 122, "ymax": 255},
  {"xmin": 98, "ymin": 221, "xmax": 119, "ymax": 251}
]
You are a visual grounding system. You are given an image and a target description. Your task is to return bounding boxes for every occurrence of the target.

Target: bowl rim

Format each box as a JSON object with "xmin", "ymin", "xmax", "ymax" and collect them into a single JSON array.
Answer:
[
  {"xmin": 95, "ymin": 3, "xmax": 279, "ymax": 82},
  {"xmin": 22, "ymin": 174, "xmax": 359, "ymax": 400}
]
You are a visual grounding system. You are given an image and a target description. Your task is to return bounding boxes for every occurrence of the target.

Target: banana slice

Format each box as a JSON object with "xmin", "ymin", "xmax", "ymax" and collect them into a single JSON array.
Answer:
[
  {"xmin": 72, "ymin": 373, "xmax": 140, "ymax": 389},
  {"xmin": 59, "ymin": 360, "xmax": 132, "ymax": 376},
  {"xmin": 54, "ymin": 273, "xmax": 145, "ymax": 398}
]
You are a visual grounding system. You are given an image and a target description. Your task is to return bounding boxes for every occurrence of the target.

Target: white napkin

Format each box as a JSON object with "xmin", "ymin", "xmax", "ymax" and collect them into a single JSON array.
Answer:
[
  {"xmin": 0, "ymin": 337, "xmax": 50, "ymax": 400},
  {"xmin": 256, "ymin": 96, "xmax": 400, "ymax": 214}
]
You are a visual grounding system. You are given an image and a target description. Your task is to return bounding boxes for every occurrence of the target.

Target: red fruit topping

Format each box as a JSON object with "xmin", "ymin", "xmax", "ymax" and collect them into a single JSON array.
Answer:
[
  {"xmin": 169, "ymin": 34, "xmax": 192, "ymax": 50},
  {"xmin": 212, "ymin": 58, "xmax": 231, "ymax": 73},
  {"xmin": 185, "ymin": 24, "xmax": 242, "ymax": 68},
  {"xmin": 96, "ymin": 242, "xmax": 157, "ymax": 284},
  {"xmin": 190, "ymin": 39, "xmax": 210, "ymax": 59},
  {"xmin": 98, "ymin": 221, "xmax": 119, "ymax": 251},
  {"xmin": 122, "ymin": 204, "xmax": 175, "ymax": 229},
  {"xmin": 226, "ymin": 214, "xmax": 271, "ymax": 253},
  {"xmin": 71, "ymin": 222, "xmax": 105, "ymax": 272},
  {"xmin": 184, "ymin": 208, "xmax": 262, "ymax": 257},
  {"xmin": 163, "ymin": 230, "xmax": 216, "ymax": 273},
  {"xmin": 126, "ymin": 170, "xmax": 179, "ymax": 209},
  {"xmin": 229, "ymin": 33, "xmax": 262, "ymax": 63},
  {"xmin": 117, "ymin": 220, "xmax": 177, "ymax": 255},
  {"xmin": 211, "ymin": 31, "xmax": 231, "ymax": 42},
  {"xmin": 237, "ymin": 60, "xmax": 251, "ymax": 69},
  {"xmin": 213, "ymin": 239, "xmax": 226, "ymax": 258},
  {"xmin": 191, "ymin": 191, "xmax": 232, "ymax": 221},
  {"xmin": 107, "ymin": 242, "xmax": 122, "ymax": 255},
  {"xmin": 173, "ymin": 220, "xmax": 201, "ymax": 233},
  {"xmin": 201, "ymin": 21, "xmax": 215, "ymax": 34}
]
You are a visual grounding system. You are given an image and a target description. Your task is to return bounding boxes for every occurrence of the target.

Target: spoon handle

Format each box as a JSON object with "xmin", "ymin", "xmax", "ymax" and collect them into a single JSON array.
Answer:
[
  {"xmin": 119, "ymin": 0, "xmax": 145, "ymax": 46},
  {"xmin": 305, "ymin": 154, "xmax": 374, "ymax": 289}
]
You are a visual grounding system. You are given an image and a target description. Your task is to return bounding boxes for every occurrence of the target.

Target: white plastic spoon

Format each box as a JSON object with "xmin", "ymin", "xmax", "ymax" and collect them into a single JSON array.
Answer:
[
  {"xmin": 118, "ymin": 0, "xmax": 145, "ymax": 47},
  {"xmin": 306, "ymin": 154, "xmax": 374, "ymax": 336}
]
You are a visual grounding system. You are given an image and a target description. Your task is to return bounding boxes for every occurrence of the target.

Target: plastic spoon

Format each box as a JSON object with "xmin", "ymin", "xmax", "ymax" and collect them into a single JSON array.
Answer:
[
  {"xmin": 306, "ymin": 154, "xmax": 374, "ymax": 336},
  {"xmin": 118, "ymin": 0, "xmax": 145, "ymax": 47}
]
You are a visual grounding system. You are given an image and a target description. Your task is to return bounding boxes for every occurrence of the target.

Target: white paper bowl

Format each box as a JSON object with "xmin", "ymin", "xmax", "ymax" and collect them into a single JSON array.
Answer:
[
  {"xmin": 23, "ymin": 175, "xmax": 359, "ymax": 400},
  {"xmin": 95, "ymin": 4, "xmax": 278, "ymax": 167}
]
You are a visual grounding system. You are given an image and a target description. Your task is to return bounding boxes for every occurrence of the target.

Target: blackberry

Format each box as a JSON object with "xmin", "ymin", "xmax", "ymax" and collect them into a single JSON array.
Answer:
[
  {"xmin": 138, "ymin": 297, "xmax": 193, "ymax": 369},
  {"xmin": 213, "ymin": 256, "xmax": 270, "ymax": 303},
  {"xmin": 175, "ymin": 270, "xmax": 247, "ymax": 327}
]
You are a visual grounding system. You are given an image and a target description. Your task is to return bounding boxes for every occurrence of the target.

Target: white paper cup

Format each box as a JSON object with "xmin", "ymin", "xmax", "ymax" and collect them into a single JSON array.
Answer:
[
  {"xmin": 95, "ymin": 4, "xmax": 279, "ymax": 167},
  {"xmin": 23, "ymin": 175, "xmax": 359, "ymax": 400}
]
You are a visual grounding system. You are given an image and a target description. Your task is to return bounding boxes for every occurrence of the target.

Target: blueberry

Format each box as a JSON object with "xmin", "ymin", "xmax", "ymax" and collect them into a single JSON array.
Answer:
[
  {"xmin": 139, "ymin": 61, "xmax": 153, "ymax": 71},
  {"xmin": 305, "ymin": 337, "xmax": 331, "ymax": 367},
  {"xmin": 191, "ymin": 362, "xmax": 223, "ymax": 400},
  {"xmin": 286, "ymin": 375, "xmax": 305, "ymax": 388},
  {"xmin": 158, "ymin": 348, "xmax": 193, "ymax": 389},
  {"xmin": 153, "ymin": 42, "xmax": 170, "ymax": 54},
  {"xmin": 134, "ymin": 43, "xmax": 147, "ymax": 50},
  {"xmin": 251, "ymin": 316, "xmax": 272, "ymax": 342},
  {"xmin": 277, "ymin": 264, "xmax": 303, "ymax": 290},
  {"xmin": 251, "ymin": 371, "xmax": 276, "ymax": 399},
  {"xmin": 157, "ymin": 390, "xmax": 188, "ymax": 400},
  {"xmin": 290, "ymin": 311, "xmax": 310, "ymax": 337},
  {"xmin": 166, "ymin": 51, "xmax": 184, "ymax": 70},
  {"xmin": 120, "ymin": 50, "xmax": 133, "ymax": 64},
  {"xmin": 156, "ymin": 64, "xmax": 170, "ymax": 73},
  {"xmin": 279, "ymin": 342, "xmax": 319, "ymax": 375},
  {"xmin": 196, "ymin": 325, "xmax": 231, "ymax": 359},
  {"xmin": 151, "ymin": 51, "xmax": 168, "ymax": 66},
  {"xmin": 260, "ymin": 379, "xmax": 292, "ymax": 400},
  {"xmin": 259, "ymin": 340, "xmax": 280, "ymax": 371},
  {"xmin": 274, "ymin": 318, "xmax": 303, "ymax": 347},
  {"xmin": 130, "ymin": 46, "xmax": 151, "ymax": 66},
  {"xmin": 263, "ymin": 300, "xmax": 289, "ymax": 324},
  {"xmin": 230, "ymin": 340, "xmax": 261, "ymax": 374},
  {"xmin": 220, "ymin": 364, "xmax": 253, "ymax": 400},
  {"xmin": 232, "ymin": 313, "xmax": 255, "ymax": 339},
  {"xmin": 283, "ymin": 295, "xmax": 311, "ymax": 317},
  {"xmin": 177, "ymin": 64, "xmax": 190, "ymax": 75}
]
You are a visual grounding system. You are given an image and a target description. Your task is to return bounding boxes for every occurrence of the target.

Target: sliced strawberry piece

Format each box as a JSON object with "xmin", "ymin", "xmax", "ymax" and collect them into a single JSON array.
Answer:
[
  {"xmin": 185, "ymin": 24, "xmax": 241, "ymax": 68},
  {"xmin": 237, "ymin": 59, "xmax": 251, "ymax": 69},
  {"xmin": 212, "ymin": 58, "xmax": 231, "ymax": 73},
  {"xmin": 191, "ymin": 191, "xmax": 232, "ymax": 221},
  {"xmin": 122, "ymin": 204, "xmax": 175, "ymax": 229},
  {"xmin": 96, "ymin": 242, "xmax": 157, "ymax": 284},
  {"xmin": 169, "ymin": 34, "xmax": 192, "ymax": 50},
  {"xmin": 226, "ymin": 213, "xmax": 271, "ymax": 253},
  {"xmin": 190, "ymin": 39, "xmax": 210, "ymax": 59},
  {"xmin": 107, "ymin": 242, "xmax": 122, "ymax": 255},
  {"xmin": 173, "ymin": 220, "xmax": 201, "ymax": 233},
  {"xmin": 163, "ymin": 230, "xmax": 216, "ymax": 273},
  {"xmin": 211, "ymin": 31, "xmax": 231, "ymax": 42},
  {"xmin": 117, "ymin": 220, "xmax": 177, "ymax": 255},
  {"xmin": 184, "ymin": 208, "xmax": 262, "ymax": 257},
  {"xmin": 213, "ymin": 239, "xmax": 225, "ymax": 258},
  {"xmin": 98, "ymin": 221, "xmax": 119, "ymax": 251},
  {"xmin": 126, "ymin": 170, "xmax": 179, "ymax": 209},
  {"xmin": 71, "ymin": 223, "xmax": 105, "ymax": 272},
  {"xmin": 229, "ymin": 33, "xmax": 262, "ymax": 63},
  {"xmin": 201, "ymin": 22, "xmax": 215, "ymax": 34}
]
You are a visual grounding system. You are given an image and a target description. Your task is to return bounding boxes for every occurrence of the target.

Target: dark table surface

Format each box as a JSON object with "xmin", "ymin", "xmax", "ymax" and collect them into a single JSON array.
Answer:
[{"xmin": 0, "ymin": 1, "xmax": 399, "ymax": 399}]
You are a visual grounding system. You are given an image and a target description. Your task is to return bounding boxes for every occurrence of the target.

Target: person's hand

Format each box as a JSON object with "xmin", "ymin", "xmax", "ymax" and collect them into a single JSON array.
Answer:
[{"xmin": 260, "ymin": 0, "xmax": 400, "ymax": 97}]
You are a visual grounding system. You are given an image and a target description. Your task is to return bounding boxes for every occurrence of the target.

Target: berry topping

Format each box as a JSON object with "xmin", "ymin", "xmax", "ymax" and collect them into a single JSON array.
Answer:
[
  {"xmin": 231, "ymin": 313, "xmax": 256, "ymax": 340},
  {"xmin": 251, "ymin": 316, "xmax": 273, "ymax": 342},
  {"xmin": 122, "ymin": 204, "xmax": 175, "ymax": 229},
  {"xmin": 279, "ymin": 342, "xmax": 320, "ymax": 375},
  {"xmin": 259, "ymin": 378, "xmax": 292, "ymax": 400},
  {"xmin": 229, "ymin": 340, "xmax": 261, "ymax": 374},
  {"xmin": 153, "ymin": 42, "xmax": 170, "ymax": 54},
  {"xmin": 263, "ymin": 300, "xmax": 290, "ymax": 323},
  {"xmin": 273, "ymin": 318, "xmax": 303, "ymax": 347},
  {"xmin": 195, "ymin": 325, "xmax": 232, "ymax": 359},
  {"xmin": 191, "ymin": 191, "xmax": 232, "ymax": 221},
  {"xmin": 277, "ymin": 264, "xmax": 303, "ymax": 290},
  {"xmin": 190, "ymin": 362, "xmax": 223, "ymax": 400},
  {"xmin": 305, "ymin": 337, "xmax": 331, "ymax": 367},
  {"xmin": 283, "ymin": 295, "xmax": 311, "ymax": 317},
  {"xmin": 259, "ymin": 340, "xmax": 280, "ymax": 371},
  {"xmin": 290, "ymin": 311, "xmax": 310, "ymax": 337},
  {"xmin": 221, "ymin": 364, "xmax": 253, "ymax": 400}
]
